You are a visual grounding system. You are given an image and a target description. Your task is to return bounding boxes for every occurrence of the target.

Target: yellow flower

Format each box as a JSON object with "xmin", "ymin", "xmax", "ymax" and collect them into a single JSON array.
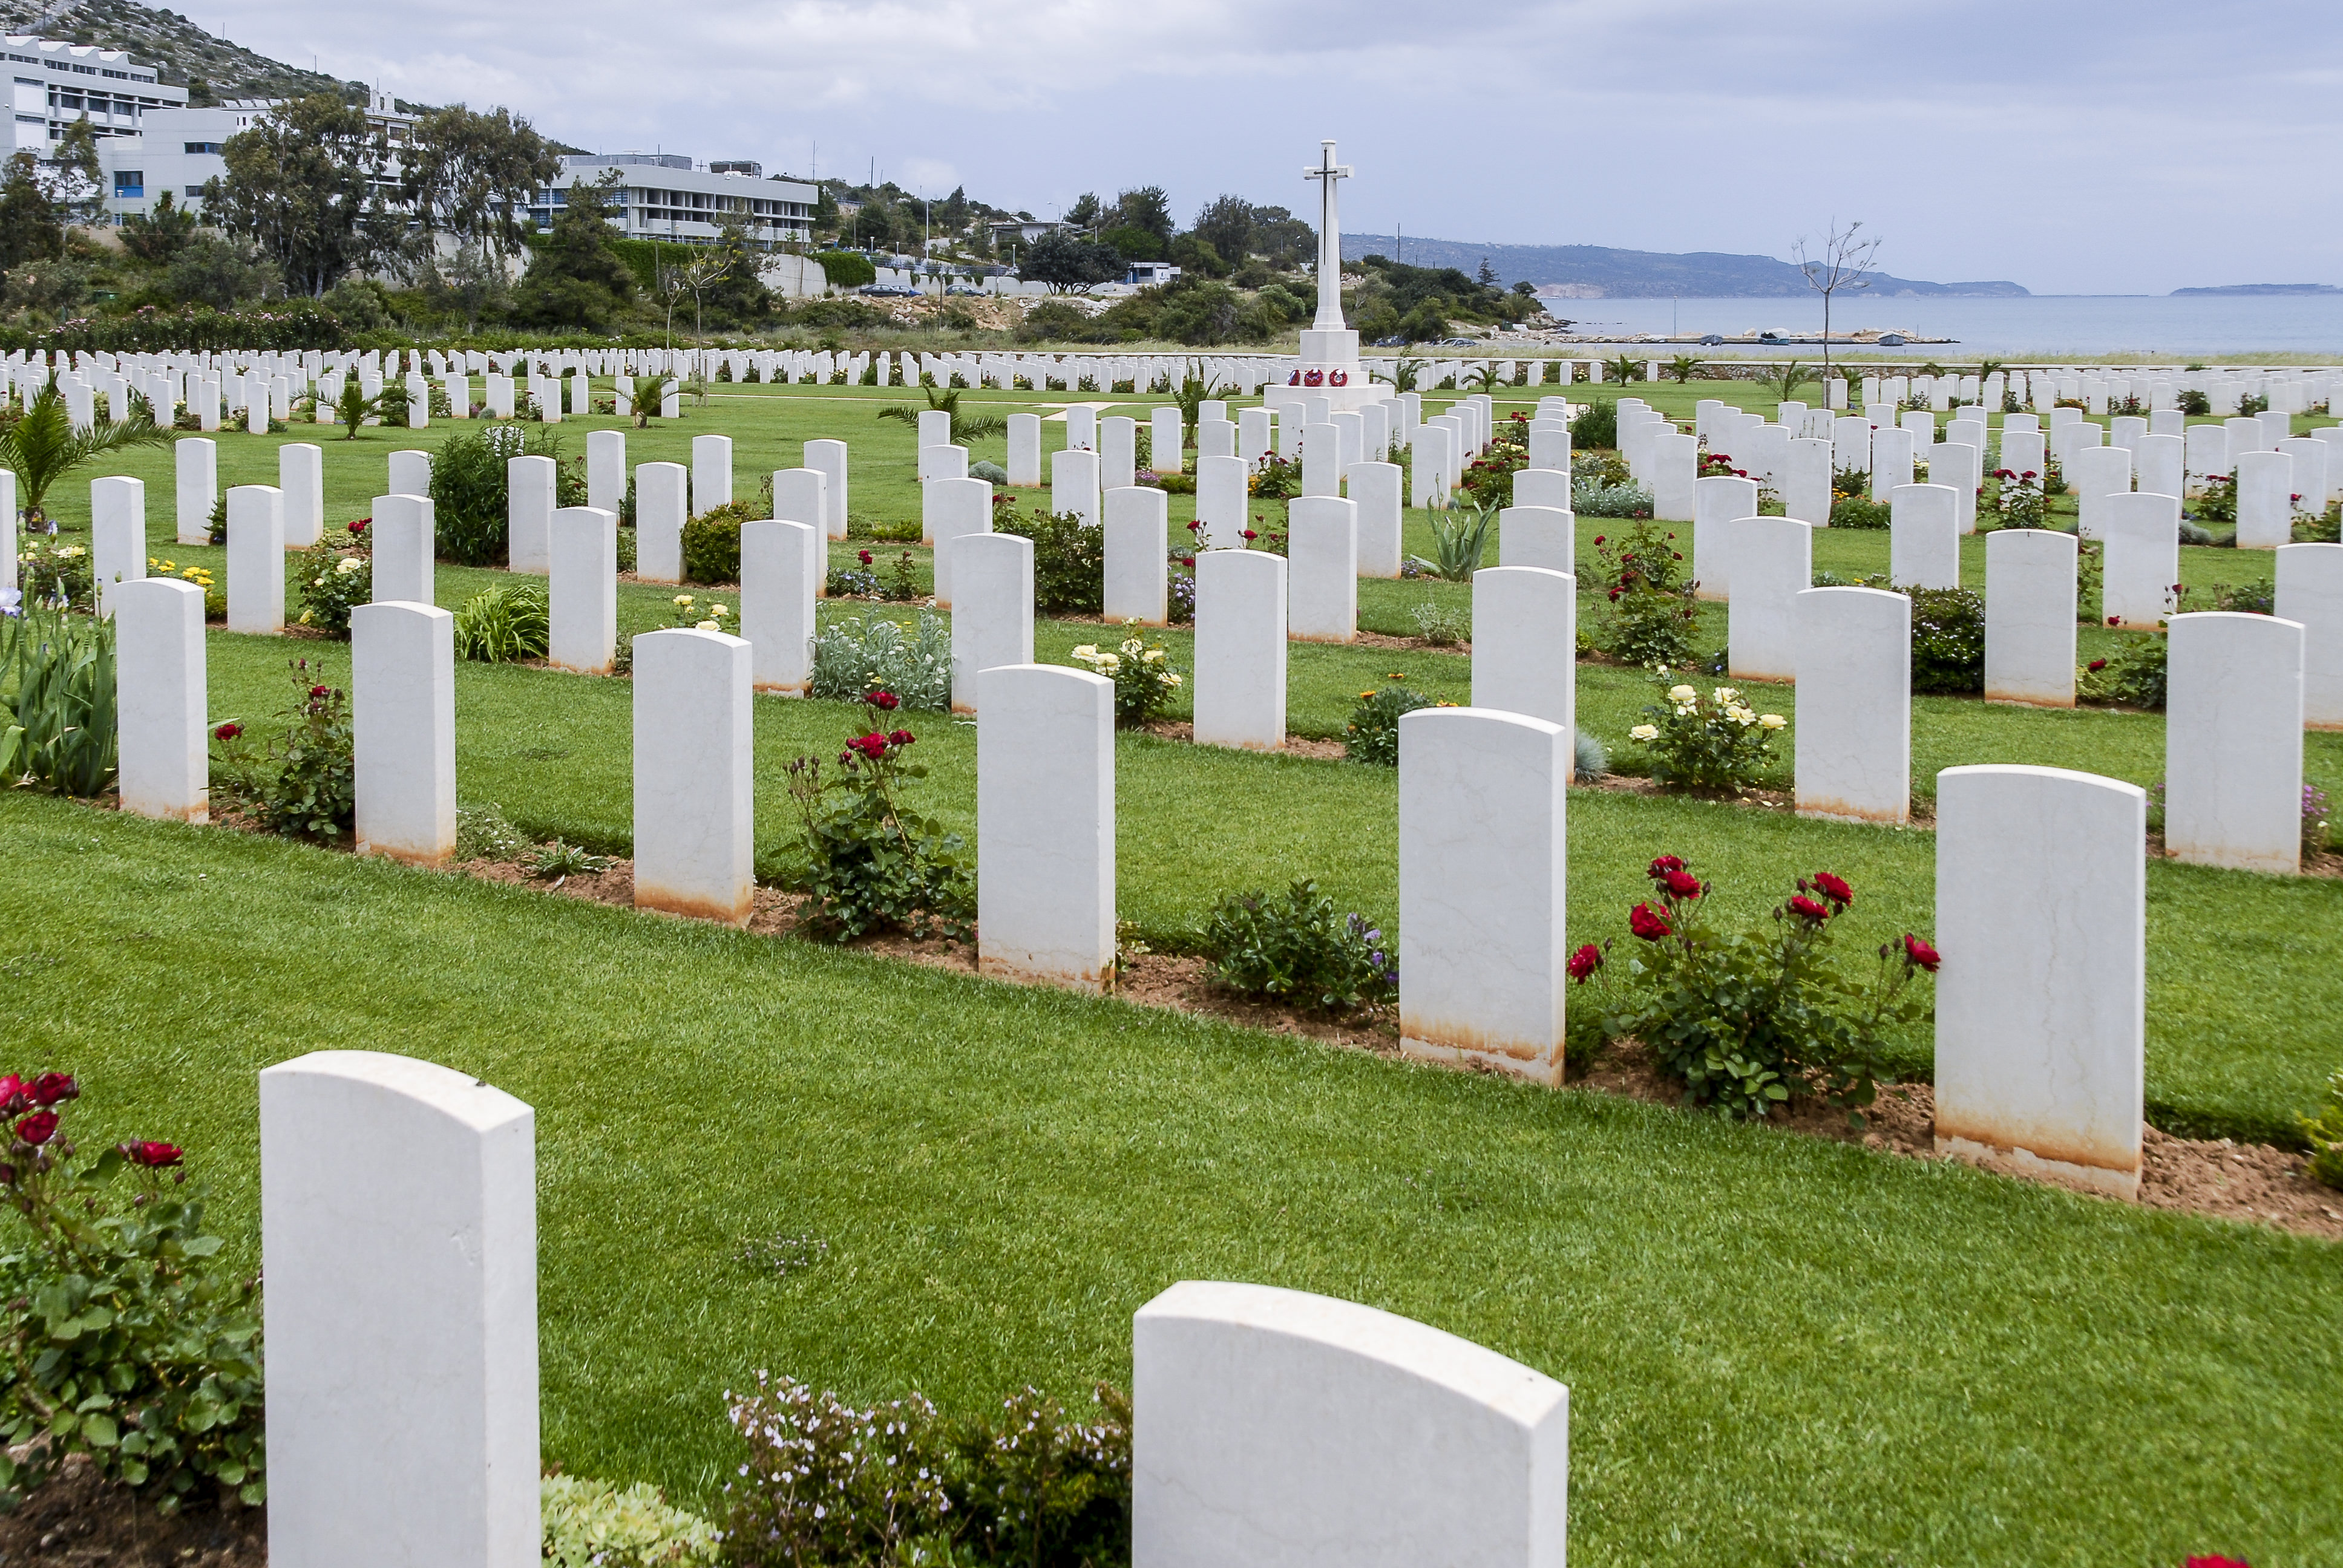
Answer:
[
  {"xmin": 1165, "ymin": 673, "xmax": 1182, "ymax": 685},
  {"xmin": 1360, "ymin": 690, "xmax": 1378, "ymax": 700},
  {"xmin": 1667, "ymin": 684, "xmax": 1696, "ymax": 703},
  {"xmin": 1759, "ymin": 713, "xmax": 1787, "ymax": 730},
  {"xmin": 694, "ymin": 618, "xmax": 720, "ymax": 631},
  {"xmin": 1629, "ymin": 724, "xmax": 1660, "ymax": 741},
  {"xmin": 673, "ymin": 595, "xmax": 693, "ymax": 607},
  {"xmin": 299, "ymin": 610, "xmax": 313, "ymax": 624},
  {"xmin": 711, "ymin": 603, "xmax": 729, "ymax": 617}
]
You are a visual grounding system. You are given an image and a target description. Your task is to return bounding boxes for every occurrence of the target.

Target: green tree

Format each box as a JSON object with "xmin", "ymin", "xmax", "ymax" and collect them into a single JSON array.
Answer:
[
  {"xmin": 810, "ymin": 180, "xmax": 841, "ymax": 242},
  {"xmin": 400, "ymin": 104, "xmax": 559, "ymax": 259},
  {"xmin": 203, "ymin": 94, "xmax": 395, "ymax": 295},
  {"xmin": 702, "ymin": 214, "xmax": 772, "ymax": 325},
  {"xmin": 165, "ymin": 234, "xmax": 280, "ymax": 307},
  {"xmin": 1101, "ymin": 225, "xmax": 1164, "ymax": 262},
  {"xmin": 511, "ymin": 174, "xmax": 635, "ymax": 330},
  {"xmin": 1064, "ymin": 192, "xmax": 1103, "ymax": 232},
  {"xmin": 49, "ymin": 119, "xmax": 101, "ymax": 223},
  {"xmin": 1191, "ymin": 195, "xmax": 1254, "ymax": 264},
  {"xmin": 0, "ymin": 152, "xmax": 63, "ymax": 273},
  {"xmin": 1113, "ymin": 186, "xmax": 1173, "ymax": 244},
  {"xmin": 1020, "ymin": 229, "xmax": 1122, "ymax": 293},
  {"xmin": 117, "ymin": 189, "xmax": 197, "ymax": 264}
]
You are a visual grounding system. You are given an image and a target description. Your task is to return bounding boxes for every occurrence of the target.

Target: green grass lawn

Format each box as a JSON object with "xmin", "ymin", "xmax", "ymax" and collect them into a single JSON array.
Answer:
[{"xmin": 2, "ymin": 791, "xmax": 2338, "ymax": 1568}]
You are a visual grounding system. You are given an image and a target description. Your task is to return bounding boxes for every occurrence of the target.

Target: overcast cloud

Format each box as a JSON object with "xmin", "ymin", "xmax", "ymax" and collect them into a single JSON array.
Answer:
[{"xmin": 197, "ymin": 0, "xmax": 2341, "ymax": 295}]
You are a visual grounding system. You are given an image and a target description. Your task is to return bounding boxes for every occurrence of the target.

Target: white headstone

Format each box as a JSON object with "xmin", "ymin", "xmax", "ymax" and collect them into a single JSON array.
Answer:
[
  {"xmin": 2234, "ymin": 448, "xmax": 2293, "ymax": 549},
  {"xmin": 1889, "ymin": 483, "xmax": 1959, "ymax": 590},
  {"xmin": 352, "ymin": 601, "xmax": 456, "ymax": 864},
  {"xmin": 1152, "ymin": 407, "xmax": 1184, "ymax": 474},
  {"xmin": 977, "ymin": 664, "xmax": 1116, "ymax": 991},
  {"xmin": 277, "ymin": 443, "xmax": 323, "ymax": 548},
  {"xmin": 740, "ymin": 518, "xmax": 820, "ymax": 695},
  {"xmin": 632, "ymin": 628, "xmax": 753, "ymax": 924},
  {"xmin": 1193, "ymin": 549, "xmax": 1286, "ymax": 750},
  {"xmin": 505, "ymin": 456, "xmax": 556, "ymax": 574},
  {"xmin": 1651, "ymin": 431, "xmax": 1696, "ymax": 521},
  {"xmin": 1984, "ymin": 529, "xmax": 2076, "ymax": 707},
  {"xmin": 226, "ymin": 484, "xmax": 284, "ymax": 634},
  {"xmin": 2101, "ymin": 492, "xmax": 2180, "ymax": 629},
  {"xmin": 2276, "ymin": 542, "xmax": 2343, "ymax": 728},
  {"xmin": 1288, "ymin": 495, "xmax": 1358, "ymax": 642},
  {"xmin": 1007, "ymin": 413, "xmax": 1043, "ymax": 486},
  {"xmin": 1692, "ymin": 476, "xmax": 1757, "ymax": 599},
  {"xmin": 1869, "ymin": 425, "xmax": 1915, "ymax": 500},
  {"xmin": 925, "ymin": 476, "xmax": 993, "ymax": 606},
  {"xmin": 948, "ymin": 531, "xmax": 1035, "ymax": 714},
  {"xmin": 1726, "ymin": 517, "xmax": 1812, "ymax": 682},
  {"xmin": 113, "ymin": 577, "xmax": 208, "ymax": 823},
  {"xmin": 548, "ymin": 508, "xmax": 618, "ymax": 675},
  {"xmin": 805, "ymin": 439, "xmax": 849, "ymax": 538},
  {"xmin": 1195, "ymin": 454, "xmax": 1250, "ymax": 550},
  {"xmin": 1104, "ymin": 486, "xmax": 1169, "ymax": 626},
  {"xmin": 1470, "ymin": 567, "xmax": 1575, "ymax": 733},
  {"xmin": 260, "ymin": 1051, "xmax": 538, "ymax": 1568},
  {"xmin": 175, "ymin": 436, "xmax": 217, "ymax": 546},
  {"xmin": 371, "ymin": 494, "xmax": 433, "ymax": 607},
  {"xmin": 1935, "ymin": 765, "xmax": 2146, "ymax": 1197},
  {"xmin": 1398, "ymin": 706, "xmax": 1567, "ymax": 1083},
  {"xmin": 2069, "ymin": 445, "xmax": 2132, "ymax": 541},
  {"xmin": 1496, "ymin": 505, "xmax": 1573, "ymax": 575},
  {"xmin": 635, "ymin": 462, "xmax": 688, "ymax": 585},
  {"xmin": 1794, "ymin": 587, "xmax": 1910, "ymax": 823},
  {"xmin": 586, "ymin": 430, "xmax": 625, "ymax": 514},
  {"xmin": 1784, "ymin": 436, "xmax": 1833, "ymax": 527},
  {"xmin": 1349, "ymin": 462, "xmax": 1403, "ymax": 578},
  {"xmin": 1101, "ymin": 416, "xmax": 1138, "ymax": 491},
  {"xmin": 2164, "ymin": 612, "xmax": 2305, "ymax": 874},
  {"xmin": 2134, "ymin": 433, "xmax": 2184, "ymax": 501},
  {"xmin": 691, "ymin": 434, "xmax": 733, "ymax": 510},
  {"xmin": 90, "ymin": 474, "xmax": 145, "ymax": 615},
  {"xmin": 1052, "ymin": 446, "xmax": 1101, "ymax": 527},
  {"xmin": 1132, "ymin": 1279, "xmax": 1567, "ymax": 1568}
]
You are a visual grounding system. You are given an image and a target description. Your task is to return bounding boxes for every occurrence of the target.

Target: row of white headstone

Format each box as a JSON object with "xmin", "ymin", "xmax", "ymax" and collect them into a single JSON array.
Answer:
[{"xmin": 259, "ymin": 1047, "xmax": 1571, "ymax": 1568}]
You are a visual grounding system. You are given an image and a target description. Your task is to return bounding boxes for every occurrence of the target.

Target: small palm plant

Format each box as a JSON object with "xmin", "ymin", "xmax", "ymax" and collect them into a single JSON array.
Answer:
[
  {"xmin": 1666, "ymin": 355, "xmax": 1704, "ymax": 384},
  {"xmin": 1762, "ymin": 361, "xmax": 1811, "ymax": 401},
  {"xmin": 1168, "ymin": 361, "xmax": 1231, "ymax": 439},
  {"xmin": 1373, "ymin": 358, "xmax": 1426, "ymax": 393},
  {"xmin": 628, "ymin": 379, "xmax": 669, "ymax": 428},
  {"xmin": 1605, "ymin": 353, "xmax": 1642, "ymax": 385},
  {"xmin": 0, "ymin": 384, "xmax": 175, "ymax": 529},
  {"xmin": 874, "ymin": 385, "xmax": 1004, "ymax": 443},
  {"xmin": 327, "ymin": 379, "xmax": 392, "ymax": 440},
  {"xmin": 1464, "ymin": 364, "xmax": 1507, "ymax": 394}
]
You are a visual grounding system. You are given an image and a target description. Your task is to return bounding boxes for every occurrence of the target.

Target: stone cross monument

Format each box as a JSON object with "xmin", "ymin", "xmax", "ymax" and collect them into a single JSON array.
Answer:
[{"xmin": 1267, "ymin": 139, "xmax": 1388, "ymax": 415}]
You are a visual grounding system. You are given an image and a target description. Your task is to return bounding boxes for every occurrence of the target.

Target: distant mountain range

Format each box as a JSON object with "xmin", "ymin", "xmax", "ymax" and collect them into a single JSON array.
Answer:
[
  {"xmin": 1342, "ymin": 234, "xmax": 2028, "ymax": 299},
  {"xmin": 2169, "ymin": 283, "xmax": 2339, "ymax": 296}
]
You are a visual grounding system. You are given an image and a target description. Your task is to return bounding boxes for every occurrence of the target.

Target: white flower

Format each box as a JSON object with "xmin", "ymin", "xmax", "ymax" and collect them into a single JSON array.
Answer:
[
  {"xmin": 1760, "ymin": 713, "xmax": 1787, "ymax": 730},
  {"xmin": 335, "ymin": 555, "xmax": 364, "ymax": 573},
  {"xmin": 1165, "ymin": 673, "xmax": 1182, "ymax": 685},
  {"xmin": 1713, "ymin": 686, "xmax": 1739, "ymax": 702},
  {"xmin": 1667, "ymin": 684, "xmax": 1696, "ymax": 703},
  {"xmin": 673, "ymin": 595, "xmax": 693, "ymax": 607},
  {"xmin": 1070, "ymin": 644, "xmax": 1099, "ymax": 659},
  {"xmin": 1629, "ymin": 724, "xmax": 1660, "ymax": 742},
  {"xmin": 695, "ymin": 618, "xmax": 720, "ymax": 631},
  {"xmin": 711, "ymin": 603, "xmax": 729, "ymax": 617}
]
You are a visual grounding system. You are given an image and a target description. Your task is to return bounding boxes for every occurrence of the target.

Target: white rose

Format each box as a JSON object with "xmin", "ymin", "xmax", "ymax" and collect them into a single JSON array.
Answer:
[
  {"xmin": 1760, "ymin": 713, "xmax": 1787, "ymax": 730},
  {"xmin": 1667, "ymin": 684, "xmax": 1696, "ymax": 703},
  {"xmin": 1629, "ymin": 724, "xmax": 1660, "ymax": 742}
]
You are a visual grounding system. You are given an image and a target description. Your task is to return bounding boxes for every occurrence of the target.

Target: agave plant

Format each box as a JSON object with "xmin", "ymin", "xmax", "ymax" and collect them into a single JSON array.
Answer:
[
  {"xmin": 1423, "ymin": 499, "xmax": 1501, "ymax": 581},
  {"xmin": 0, "ymin": 384, "xmax": 175, "ymax": 529},
  {"xmin": 0, "ymin": 600, "xmax": 117, "ymax": 797}
]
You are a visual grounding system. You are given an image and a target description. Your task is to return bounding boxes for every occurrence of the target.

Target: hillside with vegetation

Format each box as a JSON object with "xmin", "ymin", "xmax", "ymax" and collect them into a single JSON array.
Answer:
[{"xmin": 0, "ymin": 0, "xmax": 359, "ymax": 104}]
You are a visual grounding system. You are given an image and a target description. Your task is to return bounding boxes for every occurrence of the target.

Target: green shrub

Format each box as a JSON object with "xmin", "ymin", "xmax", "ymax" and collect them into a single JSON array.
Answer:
[
  {"xmin": 1625, "ymin": 671, "xmax": 1786, "ymax": 793},
  {"xmin": 15, "ymin": 540, "xmax": 95, "ymax": 611},
  {"xmin": 2302, "ymin": 1071, "xmax": 2343, "ymax": 1189},
  {"xmin": 2077, "ymin": 638, "xmax": 2168, "ymax": 711},
  {"xmin": 1412, "ymin": 501, "xmax": 1498, "ymax": 581},
  {"xmin": 292, "ymin": 537, "xmax": 371, "ymax": 636},
  {"xmin": 0, "ymin": 604, "xmax": 116, "ymax": 797},
  {"xmin": 723, "ymin": 1373, "xmax": 1130, "ymax": 1568},
  {"xmin": 1907, "ymin": 587, "xmax": 1985, "ymax": 694},
  {"xmin": 1344, "ymin": 676, "xmax": 1437, "ymax": 764},
  {"xmin": 1568, "ymin": 398, "xmax": 1618, "ymax": 449},
  {"xmin": 1203, "ymin": 879, "xmax": 1398, "ymax": 1014},
  {"xmin": 428, "ymin": 424, "xmax": 582, "ymax": 566},
  {"xmin": 1575, "ymin": 728, "xmax": 1610, "ymax": 783},
  {"xmin": 1410, "ymin": 601, "xmax": 1470, "ymax": 646},
  {"xmin": 810, "ymin": 610, "xmax": 951, "ymax": 710},
  {"xmin": 451, "ymin": 582, "xmax": 551, "ymax": 662},
  {"xmin": 779, "ymin": 702, "xmax": 974, "ymax": 942},
  {"xmin": 1070, "ymin": 624, "xmax": 1183, "ymax": 727},
  {"xmin": 541, "ymin": 1474, "xmax": 719, "ymax": 1568},
  {"xmin": 0, "ymin": 1074, "xmax": 264, "ymax": 1514},
  {"xmin": 209, "ymin": 659, "xmax": 356, "ymax": 837},
  {"xmin": 995, "ymin": 508, "xmax": 1104, "ymax": 614},
  {"xmin": 1571, "ymin": 477, "xmax": 1651, "ymax": 519},
  {"xmin": 1575, "ymin": 857, "xmax": 1937, "ymax": 1120},
  {"xmin": 680, "ymin": 500, "xmax": 761, "ymax": 584},
  {"xmin": 1829, "ymin": 494, "xmax": 1892, "ymax": 529},
  {"xmin": 1590, "ymin": 523, "xmax": 1700, "ymax": 665},
  {"xmin": 810, "ymin": 250, "xmax": 877, "ymax": 289}
]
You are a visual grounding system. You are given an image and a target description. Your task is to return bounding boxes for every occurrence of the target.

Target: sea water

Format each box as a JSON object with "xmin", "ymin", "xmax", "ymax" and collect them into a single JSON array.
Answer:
[{"xmin": 1538, "ymin": 294, "xmax": 2343, "ymax": 359}]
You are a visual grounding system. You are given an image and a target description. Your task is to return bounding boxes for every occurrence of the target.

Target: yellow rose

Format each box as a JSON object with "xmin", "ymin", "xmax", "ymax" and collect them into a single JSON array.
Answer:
[
  {"xmin": 1667, "ymin": 684, "xmax": 1696, "ymax": 703},
  {"xmin": 1629, "ymin": 724, "xmax": 1660, "ymax": 741},
  {"xmin": 1760, "ymin": 713, "xmax": 1787, "ymax": 730}
]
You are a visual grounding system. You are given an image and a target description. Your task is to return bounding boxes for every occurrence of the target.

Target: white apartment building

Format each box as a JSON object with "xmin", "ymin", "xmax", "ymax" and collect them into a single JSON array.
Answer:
[
  {"xmin": 97, "ymin": 95, "xmax": 421, "ymax": 220},
  {"xmin": 529, "ymin": 154, "xmax": 814, "ymax": 246},
  {"xmin": 5, "ymin": 34, "xmax": 188, "ymax": 152}
]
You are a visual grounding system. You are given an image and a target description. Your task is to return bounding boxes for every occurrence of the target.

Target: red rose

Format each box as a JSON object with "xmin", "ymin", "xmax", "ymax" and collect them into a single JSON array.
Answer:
[
  {"xmin": 1242, "ymin": 529, "xmax": 1257, "ymax": 540},
  {"xmin": 123, "ymin": 1140, "xmax": 183, "ymax": 1168},
  {"xmin": 1663, "ymin": 869, "xmax": 1703, "ymax": 898},
  {"xmin": 14, "ymin": 1112, "xmax": 57, "ymax": 1146},
  {"xmin": 309, "ymin": 684, "xmax": 330, "ymax": 698},
  {"xmin": 1647, "ymin": 855, "xmax": 1686, "ymax": 878},
  {"xmin": 0, "ymin": 1076, "xmax": 25, "ymax": 1114},
  {"xmin": 1181, "ymin": 557, "xmax": 1195, "ymax": 568},
  {"xmin": 214, "ymin": 722, "xmax": 243, "ymax": 741},
  {"xmin": 28, "ymin": 1073, "xmax": 76, "ymax": 1107},
  {"xmin": 887, "ymin": 730, "xmax": 914, "ymax": 746},
  {"xmin": 349, "ymin": 518, "xmax": 369, "ymax": 534},
  {"xmin": 1809, "ymin": 872, "xmax": 1853, "ymax": 907},
  {"xmin": 2087, "ymin": 658, "xmax": 2108, "ymax": 672},
  {"xmin": 2022, "ymin": 470, "xmax": 2037, "ymax": 480},
  {"xmin": 2107, "ymin": 616, "xmax": 2122, "ymax": 626},
  {"xmin": 868, "ymin": 690, "xmax": 900, "ymax": 711},
  {"xmin": 1567, "ymin": 943, "xmax": 1602, "ymax": 982},
  {"xmin": 1629, "ymin": 902, "xmax": 1672, "ymax": 940},
  {"xmin": 1902, "ymin": 933, "xmax": 1942, "ymax": 972},
  {"xmin": 850, "ymin": 733, "xmax": 888, "ymax": 760},
  {"xmin": 1592, "ymin": 535, "xmax": 1605, "ymax": 545},
  {"xmin": 1788, "ymin": 895, "xmax": 1830, "ymax": 923}
]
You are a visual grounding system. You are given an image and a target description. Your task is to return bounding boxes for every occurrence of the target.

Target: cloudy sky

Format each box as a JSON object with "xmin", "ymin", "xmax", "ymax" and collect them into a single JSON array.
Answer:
[{"xmin": 200, "ymin": 0, "xmax": 2339, "ymax": 296}]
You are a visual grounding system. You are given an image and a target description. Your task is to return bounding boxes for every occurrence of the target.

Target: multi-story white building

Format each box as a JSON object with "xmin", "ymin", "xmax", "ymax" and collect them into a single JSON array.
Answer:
[
  {"xmin": 528, "ymin": 154, "xmax": 814, "ymax": 246},
  {"xmin": 97, "ymin": 96, "xmax": 421, "ymax": 220},
  {"xmin": 5, "ymin": 34, "xmax": 188, "ymax": 152}
]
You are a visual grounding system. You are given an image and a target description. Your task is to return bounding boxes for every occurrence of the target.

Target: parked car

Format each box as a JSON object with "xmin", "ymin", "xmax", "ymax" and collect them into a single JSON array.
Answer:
[
  {"xmin": 1697, "ymin": 334, "xmax": 1725, "ymax": 345},
  {"xmin": 945, "ymin": 285, "xmax": 983, "ymax": 296},
  {"xmin": 859, "ymin": 284, "xmax": 919, "ymax": 298},
  {"xmin": 1877, "ymin": 333, "xmax": 1909, "ymax": 347}
]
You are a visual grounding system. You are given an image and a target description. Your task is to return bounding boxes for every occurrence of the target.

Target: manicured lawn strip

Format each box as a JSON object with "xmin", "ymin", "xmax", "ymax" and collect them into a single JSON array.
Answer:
[
  {"xmin": 2, "ymin": 792, "xmax": 2336, "ymax": 1568},
  {"xmin": 85, "ymin": 626, "xmax": 2343, "ymax": 1142}
]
